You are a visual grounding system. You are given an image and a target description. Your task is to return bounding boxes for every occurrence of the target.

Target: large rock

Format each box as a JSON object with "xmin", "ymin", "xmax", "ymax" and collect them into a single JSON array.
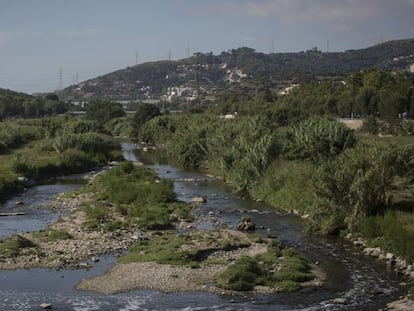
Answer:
[
  {"xmin": 237, "ymin": 217, "xmax": 255, "ymax": 231},
  {"xmin": 386, "ymin": 298, "xmax": 414, "ymax": 311},
  {"xmin": 190, "ymin": 197, "xmax": 206, "ymax": 204},
  {"xmin": 363, "ymin": 247, "xmax": 381, "ymax": 258}
]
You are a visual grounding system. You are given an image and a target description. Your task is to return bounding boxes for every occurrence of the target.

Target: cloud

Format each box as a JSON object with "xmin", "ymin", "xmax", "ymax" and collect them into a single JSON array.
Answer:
[{"xmin": 203, "ymin": 0, "xmax": 414, "ymax": 34}]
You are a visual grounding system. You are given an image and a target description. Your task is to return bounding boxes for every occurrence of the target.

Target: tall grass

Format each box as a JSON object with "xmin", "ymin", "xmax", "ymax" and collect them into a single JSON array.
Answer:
[{"xmin": 358, "ymin": 211, "xmax": 414, "ymax": 262}]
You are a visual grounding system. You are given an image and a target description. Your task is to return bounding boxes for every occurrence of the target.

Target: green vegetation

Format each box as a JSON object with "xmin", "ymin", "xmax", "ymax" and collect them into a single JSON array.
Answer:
[
  {"xmin": 33, "ymin": 229, "xmax": 73, "ymax": 241},
  {"xmin": 135, "ymin": 69, "xmax": 414, "ymax": 273},
  {"xmin": 217, "ymin": 240, "xmax": 313, "ymax": 292},
  {"xmin": 131, "ymin": 103, "xmax": 161, "ymax": 137},
  {"xmin": 0, "ymin": 88, "xmax": 69, "ymax": 120},
  {"xmin": 0, "ymin": 235, "xmax": 37, "ymax": 258},
  {"xmin": 85, "ymin": 100, "xmax": 125, "ymax": 124},
  {"xmin": 82, "ymin": 161, "xmax": 192, "ymax": 230},
  {"xmin": 120, "ymin": 232, "xmax": 198, "ymax": 266},
  {"xmin": 358, "ymin": 211, "xmax": 414, "ymax": 262},
  {"xmin": 0, "ymin": 116, "xmax": 122, "ymax": 201},
  {"xmin": 120, "ymin": 229, "xmax": 314, "ymax": 292}
]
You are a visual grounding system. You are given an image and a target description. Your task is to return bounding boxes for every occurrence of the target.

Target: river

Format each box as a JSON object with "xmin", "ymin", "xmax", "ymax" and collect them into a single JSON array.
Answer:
[{"xmin": 0, "ymin": 142, "xmax": 407, "ymax": 310}]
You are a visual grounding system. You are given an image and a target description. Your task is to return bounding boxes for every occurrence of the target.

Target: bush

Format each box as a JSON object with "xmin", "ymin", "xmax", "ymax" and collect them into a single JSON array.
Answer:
[
  {"xmin": 58, "ymin": 149, "xmax": 97, "ymax": 173},
  {"xmin": 135, "ymin": 204, "xmax": 172, "ymax": 229},
  {"xmin": 284, "ymin": 117, "xmax": 355, "ymax": 163},
  {"xmin": 217, "ymin": 256, "xmax": 264, "ymax": 291},
  {"xmin": 310, "ymin": 142, "xmax": 414, "ymax": 233},
  {"xmin": 250, "ymin": 160, "xmax": 316, "ymax": 214},
  {"xmin": 275, "ymin": 250, "xmax": 313, "ymax": 283}
]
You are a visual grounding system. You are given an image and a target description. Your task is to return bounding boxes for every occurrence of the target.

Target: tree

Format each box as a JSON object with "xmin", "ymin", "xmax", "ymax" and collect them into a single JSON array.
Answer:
[
  {"xmin": 311, "ymin": 142, "xmax": 414, "ymax": 234},
  {"xmin": 85, "ymin": 100, "xmax": 125, "ymax": 124},
  {"xmin": 131, "ymin": 103, "xmax": 161, "ymax": 137}
]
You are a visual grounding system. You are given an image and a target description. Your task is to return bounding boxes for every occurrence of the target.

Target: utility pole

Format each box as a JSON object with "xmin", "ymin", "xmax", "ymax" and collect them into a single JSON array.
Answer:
[
  {"xmin": 168, "ymin": 49, "xmax": 172, "ymax": 61},
  {"xmin": 194, "ymin": 53, "xmax": 201, "ymax": 103}
]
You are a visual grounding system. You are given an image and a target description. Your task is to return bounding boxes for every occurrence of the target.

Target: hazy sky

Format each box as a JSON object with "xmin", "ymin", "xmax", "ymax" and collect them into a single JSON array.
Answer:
[{"xmin": 1, "ymin": 0, "xmax": 414, "ymax": 94}]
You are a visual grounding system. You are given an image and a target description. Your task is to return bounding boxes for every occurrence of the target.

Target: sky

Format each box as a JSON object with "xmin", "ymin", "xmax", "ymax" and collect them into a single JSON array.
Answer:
[{"xmin": 1, "ymin": 0, "xmax": 414, "ymax": 94}]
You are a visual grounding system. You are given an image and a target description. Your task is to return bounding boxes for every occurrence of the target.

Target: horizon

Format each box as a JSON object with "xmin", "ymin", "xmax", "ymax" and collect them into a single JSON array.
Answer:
[{"xmin": 1, "ymin": 0, "xmax": 414, "ymax": 94}]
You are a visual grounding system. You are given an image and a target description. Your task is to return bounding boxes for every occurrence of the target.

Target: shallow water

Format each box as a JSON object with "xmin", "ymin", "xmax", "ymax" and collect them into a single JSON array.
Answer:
[
  {"xmin": 0, "ymin": 143, "xmax": 408, "ymax": 310},
  {"xmin": 0, "ymin": 183, "xmax": 81, "ymax": 239}
]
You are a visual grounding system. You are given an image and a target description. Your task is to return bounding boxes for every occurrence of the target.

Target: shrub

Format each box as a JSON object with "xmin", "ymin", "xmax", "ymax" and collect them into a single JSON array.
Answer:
[
  {"xmin": 11, "ymin": 152, "xmax": 34, "ymax": 175},
  {"xmin": 284, "ymin": 117, "xmax": 355, "ymax": 163},
  {"xmin": 58, "ymin": 149, "xmax": 97, "ymax": 173},
  {"xmin": 217, "ymin": 256, "xmax": 264, "ymax": 291},
  {"xmin": 46, "ymin": 229, "xmax": 72, "ymax": 241},
  {"xmin": 310, "ymin": 142, "xmax": 414, "ymax": 233},
  {"xmin": 0, "ymin": 235, "xmax": 37, "ymax": 258}
]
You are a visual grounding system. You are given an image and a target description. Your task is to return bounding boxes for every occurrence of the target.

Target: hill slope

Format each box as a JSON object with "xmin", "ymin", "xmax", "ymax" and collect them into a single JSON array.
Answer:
[{"xmin": 58, "ymin": 38, "xmax": 414, "ymax": 101}]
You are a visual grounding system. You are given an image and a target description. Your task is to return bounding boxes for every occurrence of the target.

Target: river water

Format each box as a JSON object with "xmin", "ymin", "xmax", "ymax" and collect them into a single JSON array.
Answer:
[{"xmin": 0, "ymin": 143, "xmax": 407, "ymax": 310}]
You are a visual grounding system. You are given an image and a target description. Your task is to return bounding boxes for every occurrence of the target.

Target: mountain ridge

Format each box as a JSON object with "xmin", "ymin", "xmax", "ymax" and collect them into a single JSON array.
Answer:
[{"xmin": 58, "ymin": 38, "xmax": 414, "ymax": 102}]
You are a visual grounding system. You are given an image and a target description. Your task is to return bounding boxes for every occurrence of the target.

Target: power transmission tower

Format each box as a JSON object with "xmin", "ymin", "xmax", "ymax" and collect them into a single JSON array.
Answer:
[
  {"xmin": 76, "ymin": 72, "xmax": 79, "ymax": 84},
  {"xmin": 135, "ymin": 50, "xmax": 139, "ymax": 65},
  {"xmin": 168, "ymin": 49, "xmax": 172, "ymax": 61}
]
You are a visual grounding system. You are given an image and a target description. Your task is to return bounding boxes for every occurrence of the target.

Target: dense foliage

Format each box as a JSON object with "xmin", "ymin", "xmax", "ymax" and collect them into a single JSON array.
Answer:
[
  {"xmin": 85, "ymin": 100, "xmax": 125, "ymax": 123},
  {"xmin": 217, "ymin": 240, "xmax": 313, "ymax": 292},
  {"xmin": 136, "ymin": 69, "xmax": 414, "ymax": 257},
  {"xmin": 0, "ymin": 116, "xmax": 122, "ymax": 201},
  {"xmin": 0, "ymin": 88, "xmax": 69, "ymax": 119},
  {"xmin": 84, "ymin": 161, "xmax": 192, "ymax": 230}
]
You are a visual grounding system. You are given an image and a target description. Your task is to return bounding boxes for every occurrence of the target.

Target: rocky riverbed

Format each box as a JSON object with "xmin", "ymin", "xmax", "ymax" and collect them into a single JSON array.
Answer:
[
  {"xmin": 0, "ymin": 193, "xmax": 145, "ymax": 270},
  {"xmin": 0, "ymin": 184, "xmax": 324, "ymax": 296}
]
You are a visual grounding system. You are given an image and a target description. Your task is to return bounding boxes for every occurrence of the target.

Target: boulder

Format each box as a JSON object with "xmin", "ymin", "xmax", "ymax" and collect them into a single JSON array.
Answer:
[
  {"xmin": 363, "ymin": 247, "xmax": 381, "ymax": 258},
  {"xmin": 333, "ymin": 298, "xmax": 347, "ymax": 305},
  {"xmin": 190, "ymin": 197, "xmax": 206, "ymax": 204},
  {"xmin": 237, "ymin": 217, "xmax": 255, "ymax": 231}
]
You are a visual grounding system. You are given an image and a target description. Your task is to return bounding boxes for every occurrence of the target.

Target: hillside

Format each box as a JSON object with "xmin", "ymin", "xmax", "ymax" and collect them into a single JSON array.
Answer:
[{"xmin": 58, "ymin": 38, "xmax": 414, "ymax": 102}]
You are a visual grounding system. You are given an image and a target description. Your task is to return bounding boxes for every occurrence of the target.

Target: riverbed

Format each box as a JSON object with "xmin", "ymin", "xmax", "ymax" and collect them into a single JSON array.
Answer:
[{"xmin": 0, "ymin": 142, "xmax": 408, "ymax": 310}]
